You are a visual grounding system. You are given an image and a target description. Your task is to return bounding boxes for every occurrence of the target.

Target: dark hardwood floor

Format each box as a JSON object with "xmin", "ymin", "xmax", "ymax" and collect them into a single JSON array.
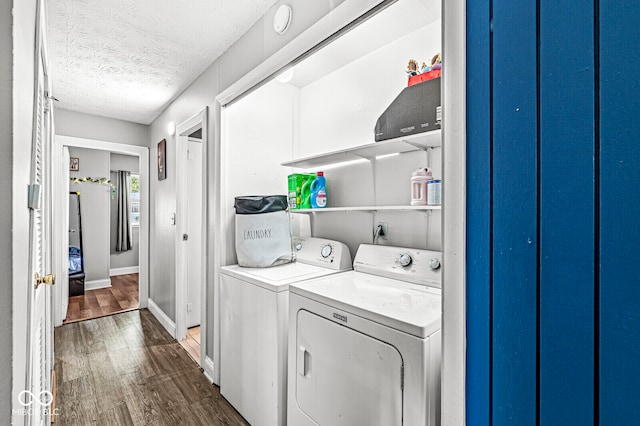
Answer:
[
  {"xmin": 54, "ymin": 309, "xmax": 248, "ymax": 425},
  {"xmin": 64, "ymin": 273, "xmax": 139, "ymax": 323}
]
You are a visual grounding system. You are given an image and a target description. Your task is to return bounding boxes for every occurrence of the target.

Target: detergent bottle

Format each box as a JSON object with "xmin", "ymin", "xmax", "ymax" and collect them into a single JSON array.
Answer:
[
  {"xmin": 410, "ymin": 167, "xmax": 432, "ymax": 205},
  {"xmin": 310, "ymin": 171, "xmax": 327, "ymax": 208},
  {"xmin": 300, "ymin": 178, "xmax": 313, "ymax": 209}
]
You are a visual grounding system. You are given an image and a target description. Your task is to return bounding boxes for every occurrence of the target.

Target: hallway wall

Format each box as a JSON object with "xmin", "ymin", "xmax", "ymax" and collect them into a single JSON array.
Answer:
[
  {"xmin": 55, "ymin": 108, "xmax": 149, "ymax": 146},
  {"xmin": 0, "ymin": 0, "xmax": 14, "ymax": 415}
]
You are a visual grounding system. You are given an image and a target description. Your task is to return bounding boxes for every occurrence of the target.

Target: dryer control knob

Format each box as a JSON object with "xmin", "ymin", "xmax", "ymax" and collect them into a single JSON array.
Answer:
[
  {"xmin": 398, "ymin": 253, "xmax": 413, "ymax": 267},
  {"xmin": 321, "ymin": 245, "xmax": 332, "ymax": 258},
  {"xmin": 429, "ymin": 258, "xmax": 441, "ymax": 270}
]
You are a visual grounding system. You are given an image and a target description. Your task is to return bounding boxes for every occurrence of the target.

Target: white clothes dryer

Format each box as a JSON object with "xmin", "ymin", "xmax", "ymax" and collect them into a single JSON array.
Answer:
[
  {"xmin": 220, "ymin": 237, "xmax": 351, "ymax": 426},
  {"xmin": 287, "ymin": 244, "xmax": 442, "ymax": 426}
]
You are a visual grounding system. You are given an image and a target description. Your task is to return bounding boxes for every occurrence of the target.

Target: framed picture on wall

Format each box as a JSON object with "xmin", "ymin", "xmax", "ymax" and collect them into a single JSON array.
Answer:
[
  {"xmin": 69, "ymin": 157, "xmax": 79, "ymax": 171},
  {"xmin": 158, "ymin": 139, "xmax": 166, "ymax": 180}
]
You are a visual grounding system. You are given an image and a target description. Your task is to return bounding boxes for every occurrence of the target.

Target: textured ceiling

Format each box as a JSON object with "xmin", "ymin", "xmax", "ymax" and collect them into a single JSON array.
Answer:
[{"xmin": 47, "ymin": 0, "xmax": 278, "ymax": 124}]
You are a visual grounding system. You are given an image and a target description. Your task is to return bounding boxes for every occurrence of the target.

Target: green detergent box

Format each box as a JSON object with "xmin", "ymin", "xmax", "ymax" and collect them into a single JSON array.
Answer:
[{"xmin": 288, "ymin": 174, "xmax": 315, "ymax": 210}]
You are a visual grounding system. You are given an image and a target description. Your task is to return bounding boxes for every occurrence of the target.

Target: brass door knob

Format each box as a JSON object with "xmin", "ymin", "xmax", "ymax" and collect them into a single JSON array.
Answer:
[{"xmin": 34, "ymin": 273, "xmax": 56, "ymax": 289}]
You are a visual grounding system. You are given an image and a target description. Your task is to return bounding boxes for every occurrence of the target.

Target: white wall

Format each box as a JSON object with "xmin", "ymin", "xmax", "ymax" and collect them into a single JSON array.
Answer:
[
  {"xmin": 222, "ymin": 81, "xmax": 297, "ymax": 265},
  {"xmin": 110, "ymin": 153, "xmax": 140, "ymax": 271},
  {"xmin": 69, "ymin": 147, "xmax": 111, "ymax": 284},
  {"xmin": 8, "ymin": 0, "xmax": 38, "ymax": 420},
  {"xmin": 297, "ymin": 22, "xmax": 442, "ymax": 157},
  {"xmin": 55, "ymin": 108, "xmax": 149, "ymax": 147}
]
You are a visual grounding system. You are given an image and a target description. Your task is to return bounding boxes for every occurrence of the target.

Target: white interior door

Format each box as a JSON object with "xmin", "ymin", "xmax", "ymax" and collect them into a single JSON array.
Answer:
[
  {"xmin": 24, "ymin": 32, "xmax": 55, "ymax": 425},
  {"xmin": 295, "ymin": 310, "xmax": 403, "ymax": 426},
  {"xmin": 186, "ymin": 139, "xmax": 203, "ymax": 328}
]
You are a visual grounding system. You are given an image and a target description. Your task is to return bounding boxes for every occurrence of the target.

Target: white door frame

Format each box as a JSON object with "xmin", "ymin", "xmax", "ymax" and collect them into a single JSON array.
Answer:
[
  {"xmin": 175, "ymin": 108, "xmax": 208, "ymax": 368},
  {"xmin": 52, "ymin": 136, "xmax": 150, "ymax": 326},
  {"xmin": 441, "ymin": 0, "xmax": 466, "ymax": 422},
  {"xmin": 212, "ymin": 0, "xmax": 467, "ymax": 419},
  {"xmin": 52, "ymin": 143, "xmax": 70, "ymax": 328}
]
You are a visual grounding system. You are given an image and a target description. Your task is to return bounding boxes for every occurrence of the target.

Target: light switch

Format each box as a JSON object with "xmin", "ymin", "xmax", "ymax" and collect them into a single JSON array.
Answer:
[{"xmin": 170, "ymin": 213, "xmax": 176, "ymax": 225}]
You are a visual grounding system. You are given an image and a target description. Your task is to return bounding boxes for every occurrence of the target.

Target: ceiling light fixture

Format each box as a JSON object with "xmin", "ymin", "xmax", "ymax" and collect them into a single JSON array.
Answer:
[{"xmin": 275, "ymin": 67, "xmax": 295, "ymax": 83}]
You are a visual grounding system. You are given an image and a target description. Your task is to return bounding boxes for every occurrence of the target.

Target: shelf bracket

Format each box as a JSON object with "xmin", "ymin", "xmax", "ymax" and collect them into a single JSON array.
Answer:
[{"xmin": 403, "ymin": 139, "xmax": 430, "ymax": 151}]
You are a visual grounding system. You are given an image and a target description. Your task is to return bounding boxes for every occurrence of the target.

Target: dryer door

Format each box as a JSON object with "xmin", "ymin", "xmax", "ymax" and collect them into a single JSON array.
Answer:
[{"xmin": 295, "ymin": 309, "xmax": 403, "ymax": 425}]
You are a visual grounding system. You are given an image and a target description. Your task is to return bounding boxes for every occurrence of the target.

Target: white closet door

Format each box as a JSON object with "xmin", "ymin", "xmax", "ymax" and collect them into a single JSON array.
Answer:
[
  {"xmin": 295, "ymin": 310, "xmax": 403, "ymax": 426},
  {"xmin": 25, "ymin": 41, "xmax": 54, "ymax": 426}
]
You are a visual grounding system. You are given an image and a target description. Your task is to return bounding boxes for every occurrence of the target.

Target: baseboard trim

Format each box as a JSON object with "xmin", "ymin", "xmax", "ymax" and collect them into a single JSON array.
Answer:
[
  {"xmin": 85, "ymin": 279, "xmax": 111, "ymax": 291},
  {"xmin": 147, "ymin": 298, "xmax": 176, "ymax": 338},
  {"xmin": 203, "ymin": 356, "xmax": 215, "ymax": 384},
  {"xmin": 109, "ymin": 266, "xmax": 140, "ymax": 276}
]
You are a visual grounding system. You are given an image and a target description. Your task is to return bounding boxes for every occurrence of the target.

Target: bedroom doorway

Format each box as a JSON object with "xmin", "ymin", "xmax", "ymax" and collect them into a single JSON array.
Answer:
[{"xmin": 53, "ymin": 136, "xmax": 149, "ymax": 326}]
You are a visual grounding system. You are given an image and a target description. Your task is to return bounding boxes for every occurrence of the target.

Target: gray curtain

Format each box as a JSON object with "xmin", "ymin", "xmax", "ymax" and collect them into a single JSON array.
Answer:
[{"xmin": 116, "ymin": 171, "xmax": 132, "ymax": 252}]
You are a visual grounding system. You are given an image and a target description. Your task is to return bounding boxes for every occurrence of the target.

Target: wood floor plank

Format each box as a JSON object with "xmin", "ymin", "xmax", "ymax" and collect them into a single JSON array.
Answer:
[
  {"xmin": 86, "ymin": 350, "xmax": 126, "ymax": 413},
  {"xmin": 56, "ymin": 375, "xmax": 100, "ymax": 425},
  {"xmin": 95, "ymin": 402, "xmax": 134, "ymax": 426},
  {"xmin": 54, "ymin": 309, "xmax": 247, "ymax": 425},
  {"xmin": 112, "ymin": 310, "xmax": 136, "ymax": 329},
  {"xmin": 77, "ymin": 319, "xmax": 108, "ymax": 355}
]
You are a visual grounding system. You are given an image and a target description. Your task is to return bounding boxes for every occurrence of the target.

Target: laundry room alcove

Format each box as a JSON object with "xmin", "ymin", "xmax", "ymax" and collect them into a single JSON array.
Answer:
[{"xmin": 216, "ymin": 0, "xmax": 467, "ymax": 422}]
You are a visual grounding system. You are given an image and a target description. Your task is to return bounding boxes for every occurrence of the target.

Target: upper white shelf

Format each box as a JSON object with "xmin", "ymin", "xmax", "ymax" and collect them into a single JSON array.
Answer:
[
  {"xmin": 281, "ymin": 130, "xmax": 441, "ymax": 169},
  {"xmin": 290, "ymin": 205, "xmax": 441, "ymax": 213}
]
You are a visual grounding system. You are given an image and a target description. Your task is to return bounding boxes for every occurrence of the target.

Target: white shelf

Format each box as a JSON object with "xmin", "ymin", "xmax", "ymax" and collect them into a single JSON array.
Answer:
[
  {"xmin": 282, "ymin": 130, "xmax": 441, "ymax": 169},
  {"xmin": 290, "ymin": 205, "xmax": 441, "ymax": 214}
]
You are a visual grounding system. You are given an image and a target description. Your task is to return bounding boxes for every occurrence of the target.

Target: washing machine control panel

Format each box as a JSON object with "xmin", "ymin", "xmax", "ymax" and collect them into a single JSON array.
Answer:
[
  {"xmin": 353, "ymin": 244, "xmax": 442, "ymax": 287},
  {"xmin": 293, "ymin": 237, "xmax": 352, "ymax": 271}
]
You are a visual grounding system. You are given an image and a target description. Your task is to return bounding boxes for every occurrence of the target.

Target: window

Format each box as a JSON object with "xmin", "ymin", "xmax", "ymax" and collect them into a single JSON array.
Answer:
[{"xmin": 130, "ymin": 174, "xmax": 140, "ymax": 226}]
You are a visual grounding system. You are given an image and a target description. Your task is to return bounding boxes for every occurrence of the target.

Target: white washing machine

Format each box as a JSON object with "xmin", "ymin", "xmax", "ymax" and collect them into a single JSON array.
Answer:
[
  {"xmin": 220, "ymin": 237, "xmax": 351, "ymax": 426},
  {"xmin": 287, "ymin": 244, "xmax": 443, "ymax": 426}
]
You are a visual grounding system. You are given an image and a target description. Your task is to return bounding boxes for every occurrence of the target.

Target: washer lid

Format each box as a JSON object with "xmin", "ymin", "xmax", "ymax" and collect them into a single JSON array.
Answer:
[
  {"xmin": 220, "ymin": 262, "xmax": 344, "ymax": 292},
  {"xmin": 290, "ymin": 271, "xmax": 441, "ymax": 338}
]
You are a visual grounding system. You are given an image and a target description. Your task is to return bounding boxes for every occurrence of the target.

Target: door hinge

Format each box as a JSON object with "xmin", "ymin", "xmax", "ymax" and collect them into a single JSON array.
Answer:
[
  {"xmin": 28, "ymin": 184, "xmax": 41, "ymax": 210},
  {"xmin": 45, "ymin": 91, "xmax": 59, "ymax": 102}
]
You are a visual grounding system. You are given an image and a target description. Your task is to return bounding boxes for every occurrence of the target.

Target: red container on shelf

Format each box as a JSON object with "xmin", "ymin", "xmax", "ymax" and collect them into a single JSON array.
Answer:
[{"xmin": 408, "ymin": 69, "xmax": 441, "ymax": 87}]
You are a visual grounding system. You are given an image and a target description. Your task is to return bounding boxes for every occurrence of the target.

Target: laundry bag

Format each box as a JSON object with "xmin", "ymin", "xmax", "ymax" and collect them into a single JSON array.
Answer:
[{"xmin": 234, "ymin": 195, "xmax": 293, "ymax": 267}]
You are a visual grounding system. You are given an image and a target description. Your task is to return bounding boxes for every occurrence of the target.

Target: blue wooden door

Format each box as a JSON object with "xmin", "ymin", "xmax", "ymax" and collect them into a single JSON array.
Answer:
[{"xmin": 465, "ymin": 0, "xmax": 640, "ymax": 423}]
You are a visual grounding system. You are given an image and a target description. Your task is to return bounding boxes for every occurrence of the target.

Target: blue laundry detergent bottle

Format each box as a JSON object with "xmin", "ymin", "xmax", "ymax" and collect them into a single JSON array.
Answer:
[{"xmin": 310, "ymin": 171, "xmax": 327, "ymax": 208}]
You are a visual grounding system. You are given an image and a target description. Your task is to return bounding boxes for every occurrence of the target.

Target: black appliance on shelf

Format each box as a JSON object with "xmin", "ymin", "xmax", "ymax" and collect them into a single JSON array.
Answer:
[{"xmin": 374, "ymin": 77, "xmax": 441, "ymax": 142}]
